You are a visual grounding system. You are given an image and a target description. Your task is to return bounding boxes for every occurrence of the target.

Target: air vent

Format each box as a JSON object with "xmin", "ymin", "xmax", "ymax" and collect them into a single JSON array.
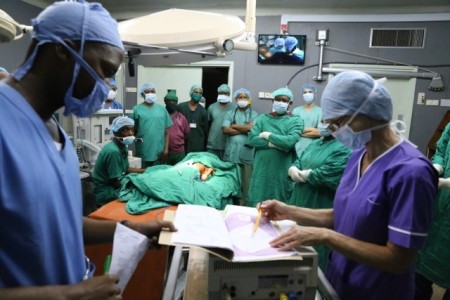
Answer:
[{"xmin": 370, "ymin": 28, "xmax": 425, "ymax": 48}]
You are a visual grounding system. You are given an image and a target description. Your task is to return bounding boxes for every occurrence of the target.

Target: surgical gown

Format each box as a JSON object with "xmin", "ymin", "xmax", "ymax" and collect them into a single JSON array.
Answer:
[
  {"xmin": 288, "ymin": 137, "xmax": 350, "ymax": 270},
  {"xmin": 93, "ymin": 141, "xmax": 129, "ymax": 206},
  {"xmin": 417, "ymin": 122, "xmax": 450, "ymax": 289},
  {"xmin": 178, "ymin": 101, "xmax": 209, "ymax": 152},
  {"xmin": 326, "ymin": 139, "xmax": 437, "ymax": 300},
  {"xmin": 292, "ymin": 105, "xmax": 322, "ymax": 158},
  {"xmin": 207, "ymin": 102, "xmax": 235, "ymax": 156},
  {"xmin": 247, "ymin": 113, "xmax": 303, "ymax": 207},
  {"xmin": 132, "ymin": 103, "xmax": 173, "ymax": 162}
]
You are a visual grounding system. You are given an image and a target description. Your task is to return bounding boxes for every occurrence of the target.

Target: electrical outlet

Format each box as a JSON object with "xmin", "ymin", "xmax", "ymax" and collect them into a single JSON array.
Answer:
[{"xmin": 417, "ymin": 93, "xmax": 425, "ymax": 105}]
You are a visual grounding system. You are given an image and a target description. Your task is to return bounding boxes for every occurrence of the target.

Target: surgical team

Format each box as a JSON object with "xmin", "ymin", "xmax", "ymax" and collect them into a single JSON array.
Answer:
[{"xmin": 0, "ymin": 1, "xmax": 448, "ymax": 300}]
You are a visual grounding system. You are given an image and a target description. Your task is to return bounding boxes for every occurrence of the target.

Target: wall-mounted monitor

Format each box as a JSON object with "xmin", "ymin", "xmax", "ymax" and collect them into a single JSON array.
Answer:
[{"xmin": 258, "ymin": 34, "xmax": 306, "ymax": 65}]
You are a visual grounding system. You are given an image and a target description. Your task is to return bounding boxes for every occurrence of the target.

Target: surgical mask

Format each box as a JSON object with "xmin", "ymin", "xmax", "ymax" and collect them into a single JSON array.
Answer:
[
  {"xmin": 107, "ymin": 90, "xmax": 116, "ymax": 100},
  {"xmin": 191, "ymin": 93, "xmax": 202, "ymax": 103},
  {"xmin": 166, "ymin": 103, "xmax": 177, "ymax": 114},
  {"xmin": 119, "ymin": 136, "xmax": 135, "ymax": 145},
  {"xmin": 199, "ymin": 102, "xmax": 205, "ymax": 107},
  {"xmin": 318, "ymin": 123, "xmax": 331, "ymax": 137},
  {"xmin": 237, "ymin": 100, "xmax": 249, "ymax": 108},
  {"xmin": 145, "ymin": 93, "xmax": 157, "ymax": 103},
  {"xmin": 217, "ymin": 95, "xmax": 230, "ymax": 103},
  {"xmin": 272, "ymin": 101, "xmax": 289, "ymax": 115},
  {"xmin": 303, "ymin": 93, "xmax": 314, "ymax": 104},
  {"xmin": 12, "ymin": 27, "xmax": 109, "ymax": 118}
]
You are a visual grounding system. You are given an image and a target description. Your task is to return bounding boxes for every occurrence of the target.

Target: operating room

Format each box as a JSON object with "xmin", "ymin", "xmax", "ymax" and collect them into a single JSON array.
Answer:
[{"xmin": 1, "ymin": 0, "xmax": 450, "ymax": 299}]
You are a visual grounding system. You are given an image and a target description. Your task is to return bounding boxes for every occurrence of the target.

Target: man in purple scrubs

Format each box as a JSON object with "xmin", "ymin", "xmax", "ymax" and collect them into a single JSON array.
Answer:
[{"xmin": 259, "ymin": 71, "xmax": 438, "ymax": 300}]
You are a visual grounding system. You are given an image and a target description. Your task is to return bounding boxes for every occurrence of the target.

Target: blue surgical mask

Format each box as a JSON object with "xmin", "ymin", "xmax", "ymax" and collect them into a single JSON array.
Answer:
[
  {"xmin": 272, "ymin": 101, "xmax": 289, "ymax": 115},
  {"xmin": 318, "ymin": 123, "xmax": 331, "ymax": 137},
  {"xmin": 303, "ymin": 93, "xmax": 314, "ymax": 104},
  {"xmin": 145, "ymin": 93, "xmax": 157, "ymax": 103},
  {"xmin": 12, "ymin": 23, "xmax": 109, "ymax": 118},
  {"xmin": 119, "ymin": 136, "xmax": 135, "ymax": 145},
  {"xmin": 217, "ymin": 95, "xmax": 230, "ymax": 103}
]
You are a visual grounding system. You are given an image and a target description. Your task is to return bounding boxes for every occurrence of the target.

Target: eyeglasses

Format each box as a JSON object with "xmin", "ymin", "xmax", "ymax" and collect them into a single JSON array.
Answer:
[{"xmin": 323, "ymin": 116, "xmax": 348, "ymax": 132}]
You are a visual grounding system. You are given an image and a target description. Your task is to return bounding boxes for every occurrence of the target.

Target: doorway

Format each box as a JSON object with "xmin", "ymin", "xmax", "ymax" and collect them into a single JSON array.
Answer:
[{"xmin": 202, "ymin": 66, "xmax": 229, "ymax": 109}]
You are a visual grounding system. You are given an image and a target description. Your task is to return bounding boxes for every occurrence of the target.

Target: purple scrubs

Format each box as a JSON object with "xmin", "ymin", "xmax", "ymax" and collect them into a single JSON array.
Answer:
[{"xmin": 326, "ymin": 139, "xmax": 437, "ymax": 300}]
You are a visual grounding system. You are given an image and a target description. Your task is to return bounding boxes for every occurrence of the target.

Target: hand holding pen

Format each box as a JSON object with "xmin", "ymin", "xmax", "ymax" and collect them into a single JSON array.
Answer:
[
  {"xmin": 252, "ymin": 204, "xmax": 262, "ymax": 236},
  {"xmin": 258, "ymin": 200, "xmax": 291, "ymax": 221}
]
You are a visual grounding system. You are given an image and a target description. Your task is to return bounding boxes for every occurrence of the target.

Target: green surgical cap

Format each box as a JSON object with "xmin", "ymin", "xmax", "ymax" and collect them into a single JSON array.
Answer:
[
  {"xmin": 164, "ymin": 91, "xmax": 178, "ymax": 101},
  {"xmin": 217, "ymin": 84, "xmax": 231, "ymax": 93},
  {"xmin": 189, "ymin": 84, "xmax": 203, "ymax": 95},
  {"xmin": 272, "ymin": 87, "xmax": 293, "ymax": 101}
]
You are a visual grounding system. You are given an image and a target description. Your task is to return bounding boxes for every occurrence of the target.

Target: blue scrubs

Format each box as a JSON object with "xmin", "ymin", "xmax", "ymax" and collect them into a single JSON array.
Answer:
[{"xmin": 0, "ymin": 83, "xmax": 85, "ymax": 286}]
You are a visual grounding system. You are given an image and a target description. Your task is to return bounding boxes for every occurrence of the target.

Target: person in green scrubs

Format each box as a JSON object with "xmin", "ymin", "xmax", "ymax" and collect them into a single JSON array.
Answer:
[
  {"xmin": 207, "ymin": 84, "xmax": 236, "ymax": 159},
  {"xmin": 177, "ymin": 84, "xmax": 209, "ymax": 153},
  {"xmin": 292, "ymin": 83, "xmax": 322, "ymax": 159},
  {"xmin": 247, "ymin": 87, "xmax": 303, "ymax": 207},
  {"xmin": 93, "ymin": 116, "xmax": 145, "ymax": 207},
  {"xmin": 132, "ymin": 82, "xmax": 173, "ymax": 167},
  {"xmin": 287, "ymin": 122, "xmax": 350, "ymax": 270},
  {"xmin": 223, "ymin": 88, "xmax": 259, "ymax": 205}
]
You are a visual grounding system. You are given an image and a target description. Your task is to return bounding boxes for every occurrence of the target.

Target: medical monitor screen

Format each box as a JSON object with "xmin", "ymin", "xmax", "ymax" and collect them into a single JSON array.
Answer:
[{"xmin": 258, "ymin": 34, "xmax": 306, "ymax": 65}]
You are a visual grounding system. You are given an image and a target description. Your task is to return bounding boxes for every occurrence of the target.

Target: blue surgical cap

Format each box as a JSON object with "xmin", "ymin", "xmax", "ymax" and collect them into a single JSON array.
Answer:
[
  {"xmin": 233, "ymin": 88, "xmax": 251, "ymax": 100},
  {"xmin": 274, "ymin": 37, "xmax": 285, "ymax": 47},
  {"xmin": 108, "ymin": 78, "xmax": 117, "ymax": 88},
  {"xmin": 272, "ymin": 87, "xmax": 293, "ymax": 101},
  {"xmin": 139, "ymin": 83, "xmax": 156, "ymax": 95},
  {"xmin": 301, "ymin": 83, "xmax": 317, "ymax": 94},
  {"xmin": 217, "ymin": 84, "xmax": 231, "ymax": 93},
  {"xmin": 321, "ymin": 71, "xmax": 393, "ymax": 122},
  {"xmin": 284, "ymin": 36, "xmax": 298, "ymax": 52},
  {"xmin": 189, "ymin": 84, "xmax": 203, "ymax": 96},
  {"xmin": 14, "ymin": 1, "xmax": 124, "ymax": 80},
  {"xmin": 111, "ymin": 116, "xmax": 134, "ymax": 133},
  {"xmin": 0, "ymin": 67, "xmax": 9, "ymax": 74}
]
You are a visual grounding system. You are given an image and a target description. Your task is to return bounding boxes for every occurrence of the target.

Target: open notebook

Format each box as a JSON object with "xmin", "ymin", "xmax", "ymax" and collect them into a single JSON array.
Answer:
[{"xmin": 159, "ymin": 204, "xmax": 302, "ymax": 262}]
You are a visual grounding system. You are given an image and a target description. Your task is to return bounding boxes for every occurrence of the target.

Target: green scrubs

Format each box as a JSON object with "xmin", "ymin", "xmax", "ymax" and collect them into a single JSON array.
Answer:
[
  {"xmin": 132, "ymin": 103, "xmax": 173, "ymax": 163},
  {"xmin": 93, "ymin": 141, "xmax": 129, "ymax": 206},
  {"xmin": 292, "ymin": 105, "xmax": 322, "ymax": 158},
  {"xmin": 417, "ymin": 122, "xmax": 450, "ymax": 289},
  {"xmin": 223, "ymin": 107, "xmax": 259, "ymax": 205},
  {"xmin": 288, "ymin": 137, "xmax": 350, "ymax": 270},
  {"xmin": 207, "ymin": 102, "xmax": 235, "ymax": 159},
  {"xmin": 178, "ymin": 101, "xmax": 208, "ymax": 153},
  {"xmin": 247, "ymin": 113, "xmax": 303, "ymax": 207}
]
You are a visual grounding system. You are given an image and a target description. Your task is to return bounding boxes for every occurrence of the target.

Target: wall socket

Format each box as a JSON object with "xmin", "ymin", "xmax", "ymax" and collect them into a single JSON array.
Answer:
[{"xmin": 417, "ymin": 92, "xmax": 425, "ymax": 105}]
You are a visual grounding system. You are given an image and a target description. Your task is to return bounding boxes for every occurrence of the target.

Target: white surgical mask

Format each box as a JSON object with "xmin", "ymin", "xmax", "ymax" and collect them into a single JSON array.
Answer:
[
  {"xmin": 272, "ymin": 102, "xmax": 289, "ymax": 115},
  {"xmin": 217, "ymin": 95, "xmax": 230, "ymax": 103},
  {"xmin": 145, "ymin": 93, "xmax": 157, "ymax": 103},
  {"xmin": 237, "ymin": 100, "xmax": 249, "ymax": 108},
  {"xmin": 303, "ymin": 93, "xmax": 314, "ymax": 104},
  {"xmin": 107, "ymin": 90, "xmax": 117, "ymax": 100}
]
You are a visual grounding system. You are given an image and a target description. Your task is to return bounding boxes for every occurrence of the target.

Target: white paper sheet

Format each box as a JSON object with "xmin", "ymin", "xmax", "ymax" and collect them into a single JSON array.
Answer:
[{"xmin": 109, "ymin": 223, "xmax": 150, "ymax": 293}]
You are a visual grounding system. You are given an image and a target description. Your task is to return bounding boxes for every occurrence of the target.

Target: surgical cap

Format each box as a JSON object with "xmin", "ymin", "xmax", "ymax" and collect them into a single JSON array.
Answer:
[
  {"xmin": 111, "ymin": 116, "xmax": 134, "ymax": 133},
  {"xmin": 233, "ymin": 88, "xmax": 251, "ymax": 100},
  {"xmin": 0, "ymin": 67, "xmax": 9, "ymax": 74},
  {"xmin": 139, "ymin": 83, "xmax": 156, "ymax": 95},
  {"xmin": 274, "ymin": 37, "xmax": 285, "ymax": 47},
  {"xmin": 284, "ymin": 36, "xmax": 298, "ymax": 52},
  {"xmin": 217, "ymin": 84, "xmax": 231, "ymax": 93},
  {"xmin": 108, "ymin": 78, "xmax": 117, "ymax": 88},
  {"xmin": 14, "ymin": 1, "xmax": 123, "ymax": 80},
  {"xmin": 189, "ymin": 84, "xmax": 203, "ymax": 95},
  {"xmin": 321, "ymin": 71, "xmax": 393, "ymax": 122},
  {"xmin": 272, "ymin": 87, "xmax": 293, "ymax": 101},
  {"xmin": 301, "ymin": 83, "xmax": 317, "ymax": 94},
  {"xmin": 164, "ymin": 91, "xmax": 178, "ymax": 101}
]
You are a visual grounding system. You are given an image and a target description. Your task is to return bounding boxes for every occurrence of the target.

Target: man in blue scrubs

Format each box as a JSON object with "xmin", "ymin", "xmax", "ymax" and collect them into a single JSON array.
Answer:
[{"xmin": 0, "ymin": 2, "xmax": 175, "ymax": 298}]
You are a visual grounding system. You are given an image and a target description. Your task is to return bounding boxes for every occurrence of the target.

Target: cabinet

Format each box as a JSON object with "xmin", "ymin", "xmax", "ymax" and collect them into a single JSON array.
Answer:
[{"xmin": 427, "ymin": 110, "xmax": 450, "ymax": 159}]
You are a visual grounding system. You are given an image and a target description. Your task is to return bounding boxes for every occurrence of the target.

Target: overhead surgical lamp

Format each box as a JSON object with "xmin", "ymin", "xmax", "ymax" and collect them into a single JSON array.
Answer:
[{"xmin": 0, "ymin": 9, "xmax": 33, "ymax": 43}]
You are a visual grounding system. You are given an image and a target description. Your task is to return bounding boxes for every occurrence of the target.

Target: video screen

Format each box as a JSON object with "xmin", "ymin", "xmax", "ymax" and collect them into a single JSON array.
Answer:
[{"xmin": 258, "ymin": 34, "xmax": 306, "ymax": 65}]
